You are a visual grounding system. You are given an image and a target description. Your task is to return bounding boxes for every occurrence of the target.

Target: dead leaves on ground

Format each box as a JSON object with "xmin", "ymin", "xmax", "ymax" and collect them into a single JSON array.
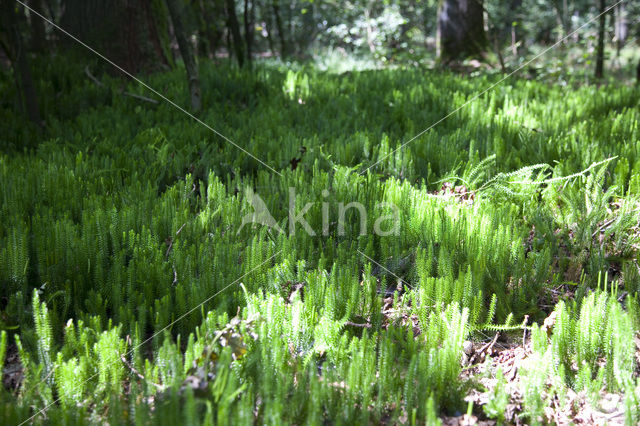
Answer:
[
  {"xmin": 435, "ymin": 182, "xmax": 475, "ymax": 205},
  {"xmin": 461, "ymin": 331, "xmax": 636, "ymax": 425}
]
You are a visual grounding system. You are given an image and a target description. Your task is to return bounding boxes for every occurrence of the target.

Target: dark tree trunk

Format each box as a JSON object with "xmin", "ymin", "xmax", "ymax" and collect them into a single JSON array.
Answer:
[
  {"xmin": 27, "ymin": 0, "xmax": 47, "ymax": 52},
  {"xmin": 197, "ymin": 0, "xmax": 223, "ymax": 58},
  {"xmin": 165, "ymin": 0, "xmax": 201, "ymax": 112},
  {"xmin": 1, "ymin": 0, "xmax": 42, "ymax": 126},
  {"xmin": 437, "ymin": 0, "xmax": 487, "ymax": 61},
  {"xmin": 265, "ymin": 15, "xmax": 276, "ymax": 56},
  {"xmin": 594, "ymin": 0, "xmax": 606, "ymax": 79},
  {"xmin": 272, "ymin": 0, "xmax": 287, "ymax": 58},
  {"xmin": 196, "ymin": 0, "xmax": 209, "ymax": 57},
  {"xmin": 243, "ymin": 0, "xmax": 254, "ymax": 66},
  {"xmin": 143, "ymin": 0, "xmax": 169, "ymax": 69},
  {"xmin": 636, "ymin": 58, "xmax": 640, "ymax": 84},
  {"xmin": 225, "ymin": 0, "xmax": 245, "ymax": 67},
  {"xmin": 61, "ymin": 0, "xmax": 167, "ymax": 75}
]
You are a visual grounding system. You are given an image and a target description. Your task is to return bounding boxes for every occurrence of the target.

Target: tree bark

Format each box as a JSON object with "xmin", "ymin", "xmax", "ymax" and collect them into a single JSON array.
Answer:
[
  {"xmin": 265, "ymin": 14, "xmax": 276, "ymax": 56},
  {"xmin": 61, "ymin": 0, "xmax": 167, "ymax": 75},
  {"xmin": 225, "ymin": 0, "xmax": 245, "ymax": 67},
  {"xmin": 27, "ymin": 0, "xmax": 46, "ymax": 52},
  {"xmin": 143, "ymin": 0, "xmax": 169, "ymax": 69},
  {"xmin": 272, "ymin": 0, "xmax": 287, "ymax": 59},
  {"xmin": 197, "ymin": 0, "xmax": 224, "ymax": 58},
  {"xmin": 551, "ymin": 0, "xmax": 570, "ymax": 41},
  {"xmin": 594, "ymin": 0, "xmax": 606, "ymax": 79},
  {"xmin": 1, "ymin": 0, "xmax": 42, "ymax": 126},
  {"xmin": 165, "ymin": 0, "xmax": 201, "ymax": 112},
  {"xmin": 437, "ymin": 0, "xmax": 487, "ymax": 61},
  {"xmin": 243, "ymin": 0, "xmax": 254, "ymax": 66}
]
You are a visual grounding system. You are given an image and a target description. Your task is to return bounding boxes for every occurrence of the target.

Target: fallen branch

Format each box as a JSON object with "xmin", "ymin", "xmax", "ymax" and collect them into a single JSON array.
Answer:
[
  {"xmin": 165, "ymin": 223, "xmax": 187, "ymax": 259},
  {"xmin": 85, "ymin": 66, "xmax": 159, "ymax": 104},
  {"xmin": 344, "ymin": 321, "xmax": 372, "ymax": 329},
  {"xmin": 591, "ymin": 207, "xmax": 640, "ymax": 238},
  {"xmin": 470, "ymin": 332, "xmax": 500, "ymax": 364}
]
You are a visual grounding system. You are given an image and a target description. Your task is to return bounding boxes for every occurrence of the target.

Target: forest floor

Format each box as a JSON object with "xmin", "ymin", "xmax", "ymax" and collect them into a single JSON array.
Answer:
[{"xmin": 1, "ymin": 57, "xmax": 640, "ymax": 424}]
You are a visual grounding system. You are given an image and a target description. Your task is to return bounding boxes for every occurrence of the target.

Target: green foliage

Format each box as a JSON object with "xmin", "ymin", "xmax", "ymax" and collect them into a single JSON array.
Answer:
[
  {"xmin": 1, "ymin": 57, "xmax": 640, "ymax": 423},
  {"xmin": 282, "ymin": 70, "xmax": 310, "ymax": 102},
  {"xmin": 32, "ymin": 291, "xmax": 53, "ymax": 385}
]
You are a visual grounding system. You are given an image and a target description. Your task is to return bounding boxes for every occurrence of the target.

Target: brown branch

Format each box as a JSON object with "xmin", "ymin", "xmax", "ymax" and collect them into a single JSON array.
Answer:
[
  {"xmin": 165, "ymin": 223, "xmax": 187, "ymax": 259},
  {"xmin": 344, "ymin": 321, "xmax": 372, "ymax": 329},
  {"xmin": 470, "ymin": 332, "xmax": 500, "ymax": 364},
  {"xmin": 591, "ymin": 207, "xmax": 640, "ymax": 238}
]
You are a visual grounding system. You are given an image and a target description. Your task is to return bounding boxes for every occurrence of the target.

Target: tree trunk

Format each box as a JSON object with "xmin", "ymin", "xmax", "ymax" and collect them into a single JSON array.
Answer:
[
  {"xmin": 225, "ymin": 0, "xmax": 245, "ymax": 67},
  {"xmin": 594, "ymin": 0, "xmax": 606, "ymax": 79},
  {"xmin": 272, "ymin": 0, "xmax": 287, "ymax": 59},
  {"xmin": 197, "ymin": 0, "xmax": 224, "ymax": 58},
  {"xmin": 551, "ymin": 0, "xmax": 570, "ymax": 40},
  {"xmin": 243, "ymin": 0, "xmax": 254, "ymax": 66},
  {"xmin": 61, "ymin": 0, "xmax": 167, "ymax": 75},
  {"xmin": 504, "ymin": 0, "xmax": 522, "ymax": 56},
  {"xmin": 265, "ymin": 15, "xmax": 276, "ymax": 56},
  {"xmin": 27, "ymin": 0, "xmax": 47, "ymax": 52},
  {"xmin": 165, "ymin": 0, "xmax": 201, "ymax": 112},
  {"xmin": 1, "ymin": 0, "xmax": 42, "ymax": 126},
  {"xmin": 143, "ymin": 0, "xmax": 169, "ymax": 69},
  {"xmin": 437, "ymin": 0, "xmax": 487, "ymax": 61}
]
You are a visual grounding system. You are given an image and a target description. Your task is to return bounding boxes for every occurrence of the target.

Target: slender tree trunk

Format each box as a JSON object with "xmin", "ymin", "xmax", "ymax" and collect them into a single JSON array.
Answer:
[
  {"xmin": 508, "ymin": 0, "xmax": 522, "ymax": 56},
  {"xmin": 61, "ymin": 0, "xmax": 168, "ymax": 74},
  {"xmin": 43, "ymin": 0, "xmax": 56, "ymax": 21},
  {"xmin": 492, "ymin": 32, "xmax": 506, "ymax": 72},
  {"xmin": 143, "ymin": 0, "xmax": 169, "ymax": 68},
  {"xmin": 225, "ymin": 0, "xmax": 245, "ymax": 67},
  {"xmin": 197, "ymin": 0, "xmax": 224, "ymax": 58},
  {"xmin": 437, "ymin": 0, "xmax": 487, "ymax": 61},
  {"xmin": 594, "ymin": 0, "xmax": 606, "ymax": 79},
  {"xmin": 272, "ymin": 0, "xmax": 287, "ymax": 58},
  {"xmin": 165, "ymin": 0, "xmax": 201, "ymax": 111},
  {"xmin": 27, "ymin": 0, "xmax": 46, "ymax": 52},
  {"xmin": 1, "ymin": 0, "xmax": 42, "ymax": 126},
  {"xmin": 196, "ymin": 0, "xmax": 209, "ymax": 57},
  {"xmin": 243, "ymin": 0, "xmax": 254, "ymax": 66},
  {"xmin": 265, "ymin": 16, "xmax": 276, "ymax": 56}
]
